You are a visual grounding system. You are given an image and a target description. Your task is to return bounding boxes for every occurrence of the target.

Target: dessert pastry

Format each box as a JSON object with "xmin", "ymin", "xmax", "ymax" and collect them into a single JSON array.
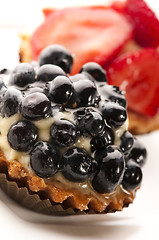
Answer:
[
  {"xmin": 0, "ymin": 44, "xmax": 146, "ymax": 215},
  {"xmin": 19, "ymin": 0, "xmax": 159, "ymax": 134}
]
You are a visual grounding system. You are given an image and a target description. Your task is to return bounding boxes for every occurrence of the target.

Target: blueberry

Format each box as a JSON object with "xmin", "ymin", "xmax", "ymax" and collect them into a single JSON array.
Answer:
[
  {"xmin": 73, "ymin": 79, "xmax": 99, "ymax": 107},
  {"xmin": 99, "ymin": 101, "xmax": 127, "ymax": 128},
  {"xmin": 0, "ymin": 79, "xmax": 7, "ymax": 100},
  {"xmin": 90, "ymin": 136, "xmax": 107, "ymax": 152},
  {"xmin": 39, "ymin": 44, "xmax": 73, "ymax": 74},
  {"xmin": 0, "ymin": 88, "xmax": 22, "ymax": 117},
  {"xmin": 20, "ymin": 92, "xmax": 51, "ymax": 120},
  {"xmin": 61, "ymin": 147, "xmax": 94, "ymax": 182},
  {"xmin": 50, "ymin": 119, "xmax": 77, "ymax": 147},
  {"xmin": 36, "ymin": 64, "xmax": 65, "ymax": 82},
  {"xmin": 74, "ymin": 108, "xmax": 105, "ymax": 137},
  {"xmin": 127, "ymin": 138, "xmax": 147, "ymax": 166},
  {"xmin": 122, "ymin": 159, "xmax": 142, "ymax": 191},
  {"xmin": 10, "ymin": 63, "xmax": 35, "ymax": 87},
  {"xmin": 92, "ymin": 145, "xmax": 125, "ymax": 193},
  {"xmin": 0, "ymin": 68, "xmax": 8, "ymax": 74},
  {"xmin": 70, "ymin": 73, "xmax": 93, "ymax": 82},
  {"xmin": 98, "ymin": 84, "xmax": 126, "ymax": 107},
  {"xmin": 30, "ymin": 141, "xmax": 59, "ymax": 178},
  {"xmin": 7, "ymin": 120, "xmax": 38, "ymax": 152},
  {"xmin": 80, "ymin": 62, "xmax": 107, "ymax": 82},
  {"xmin": 90, "ymin": 126, "xmax": 114, "ymax": 152},
  {"xmin": 0, "ymin": 78, "xmax": 5, "ymax": 90},
  {"xmin": 120, "ymin": 131, "xmax": 134, "ymax": 154},
  {"xmin": 49, "ymin": 75, "xmax": 74, "ymax": 105},
  {"xmin": 23, "ymin": 81, "xmax": 49, "ymax": 96}
]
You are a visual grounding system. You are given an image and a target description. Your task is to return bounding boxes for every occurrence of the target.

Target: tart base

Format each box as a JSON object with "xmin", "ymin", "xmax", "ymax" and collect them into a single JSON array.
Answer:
[
  {"xmin": 0, "ymin": 149, "xmax": 134, "ymax": 215},
  {"xmin": 128, "ymin": 110, "xmax": 159, "ymax": 135}
]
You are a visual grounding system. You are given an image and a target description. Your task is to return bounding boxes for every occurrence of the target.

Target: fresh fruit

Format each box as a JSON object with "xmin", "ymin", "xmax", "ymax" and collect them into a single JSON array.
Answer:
[
  {"xmin": 50, "ymin": 119, "xmax": 77, "ymax": 147},
  {"xmin": 74, "ymin": 107, "xmax": 105, "ymax": 137},
  {"xmin": 20, "ymin": 92, "xmax": 51, "ymax": 120},
  {"xmin": 99, "ymin": 101, "xmax": 127, "ymax": 128},
  {"xmin": 10, "ymin": 63, "xmax": 35, "ymax": 87},
  {"xmin": 30, "ymin": 141, "xmax": 59, "ymax": 178},
  {"xmin": 39, "ymin": 44, "xmax": 73, "ymax": 73},
  {"xmin": 80, "ymin": 62, "xmax": 107, "ymax": 82},
  {"xmin": 7, "ymin": 120, "xmax": 38, "ymax": 152},
  {"xmin": 120, "ymin": 131, "xmax": 134, "ymax": 154},
  {"xmin": 90, "ymin": 126, "xmax": 114, "ymax": 152},
  {"xmin": 125, "ymin": 0, "xmax": 159, "ymax": 47},
  {"xmin": 127, "ymin": 138, "xmax": 147, "ymax": 166},
  {"xmin": 97, "ymin": 84, "xmax": 126, "ymax": 107},
  {"xmin": 61, "ymin": 147, "xmax": 94, "ymax": 182},
  {"xmin": 122, "ymin": 159, "xmax": 142, "ymax": 191},
  {"xmin": 107, "ymin": 48, "xmax": 159, "ymax": 117},
  {"xmin": 92, "ymin": 145, "xmax": 125, "ymax": 193},
  {"xmin": 0, "ymin": 88, "xmax": 22, "ymax": 117},
  {"xmin": 73, "ymin": 79, "xmax": 98, "ymax": 107},
  {"xmin": 36, "ymin": 64, "xmax": 65, "ymax": 82},
  {"xmin": 49, "ymin": 75, "xmax": 74, "ymax": 105},
  {"xmin": 31, "ymin": 6, "xmax": 133, "ymax": 74}
]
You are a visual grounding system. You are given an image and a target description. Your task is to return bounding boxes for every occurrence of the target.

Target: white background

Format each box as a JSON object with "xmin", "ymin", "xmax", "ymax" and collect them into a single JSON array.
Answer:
[{"xmin": 0, "ymin": 1, "xmax": 159, "ymax": 239}]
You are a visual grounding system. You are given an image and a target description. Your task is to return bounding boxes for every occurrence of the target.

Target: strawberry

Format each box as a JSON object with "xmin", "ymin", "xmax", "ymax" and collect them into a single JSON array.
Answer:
[
  {"xmin": 31, "ymin": 6, "xmax": 133, "ymax": 74},
  {"xmin": 124, "ymin": 0, "xmax": 159, "ymax": 47},
  {"xmin": 107, "ymin": 48, "xmax": 159, "ymax": 117}
]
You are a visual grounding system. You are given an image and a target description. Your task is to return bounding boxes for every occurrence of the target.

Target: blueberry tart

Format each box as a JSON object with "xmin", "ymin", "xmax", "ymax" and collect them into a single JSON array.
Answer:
[{"xmin": 0, "ymin": 45, "xmax": 147, "ymax": 215}]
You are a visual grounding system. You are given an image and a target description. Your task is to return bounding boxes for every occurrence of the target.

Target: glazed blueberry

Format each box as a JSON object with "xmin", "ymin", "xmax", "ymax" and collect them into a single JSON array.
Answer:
[
  {"xmin": 0, "ymin": 68, "xmax": 8, "ymax": 74},
  {"xmin": 120, "ymin": 131, "xmax": 134, "ymax": 154},
  {"xmin": 7, "ymin": 120, "xmax": 38, "ymax": 152},
  {"xmin": 90, "ymin": 136, "xmax": 107, "ymax": 152},
  {"xmin": 99, "ymin": 101, "xmax": 127, "ymax": 128},
  {"xmin": 49, "ymin": 75, "xmax": 74, "ymax": 105},
  {"xmin": 0, "ymin": 79, "xmax": 7, "ymax": 100},
  {"xmin": 30, "ymin": 141, "xmax": 59, "ymax": 178},
  {"xmin": 127, "ymin": 138, "xmax": 147, "ymax": 166},
  {"xmin": 74, "ymin": 108, "xmax": 105, "ymax": 137},
  {"xmin": 10, "ymin": 63, "xmax": 35, "ymax": 87},
  {"xmin": 39, "ymin": 44, "xmax": 73, "ymax": 74},
  {"xmin": 20, "ymin": 92, "xmax": 51, "ymax": 120},
  {"xmin": 92, "ymin": 145, "xmax": 125, "ymax": 193},
  {"xmin": 61, "ymin": 147, "xmax": 94, "ymax": 182},
  {"xmin": 36, "ymin": 64, "xmax": 65, "ymax": 82},
  {"xmin": 122, "ymin": 159, "xmax": 142, "ymax": 191},
  {"xmin": 70, "ymin": 73, "xmax": 93, "ymax": 82},
  {"xmin": 50, "ymin": 119, "xmax": 77, "ymax": 147},
  {"xmin": 90, "ymin": 126, "xmax": 114, "ymax": 152},
  {"xmin": 23, "ymin": 81, "xmax": 49, "ymax": 96},
  {"xmin": 98, "ymin": 84, "xmax": 126, "ymax": 107},
  {"xmin": 0, "ymin": 88, "xmax": 22, "ymax": 117},
  {"xmin": 80, "ymin": 62, "xmax": 107, "ymax": 82},
  {"xmin": 73, "ymin": 79, "xmax": 99, "ymax": 107}
]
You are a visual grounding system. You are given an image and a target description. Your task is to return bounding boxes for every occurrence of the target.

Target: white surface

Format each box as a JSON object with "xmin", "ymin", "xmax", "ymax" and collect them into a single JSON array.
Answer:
[{"xmin": 0, "ymin": 0, "xmax": 159, "ymax": 239}]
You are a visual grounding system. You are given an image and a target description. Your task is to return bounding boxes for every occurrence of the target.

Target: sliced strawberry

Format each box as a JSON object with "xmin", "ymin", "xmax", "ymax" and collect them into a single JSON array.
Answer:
[
  {"xmin": 42, "ymin": 8, "xmax": 56, "ymax": 18},
  {"xmin": 124, "ymin": 0, "xmax": 159, "ymax": 47},
  {"xmin": 107, "ymin": 48, "xmax": 159, "ymax": 117},
  {"xmin": 31, "ymin": 6, "xmax": 133, "ymax": 74},
  {"xmin": 110, "ymin": 1, "xmax": 126, "ymax": 14}
]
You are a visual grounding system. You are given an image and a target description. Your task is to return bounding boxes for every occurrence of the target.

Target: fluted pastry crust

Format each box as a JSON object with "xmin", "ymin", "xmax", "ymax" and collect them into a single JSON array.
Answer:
[{"xmin": 0, "ymin": 149, "xmax": 134, "ymax": 213}]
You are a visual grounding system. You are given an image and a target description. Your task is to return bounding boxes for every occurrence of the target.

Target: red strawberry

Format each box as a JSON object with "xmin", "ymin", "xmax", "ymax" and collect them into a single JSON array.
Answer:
[
  {"xmin": 42, "ymin": 8, "xmax": 56, "ymax": 18},
  {"xmin": 125, "ymin": 0, "xmax": 159, "ymax": 47},
  {"xmin": 31, "ymin": 6, "xmax": 133, "ymax": 74},
  {"xmin": 107, "ymin": 48, "xmax": 159, "ymax": 117}
]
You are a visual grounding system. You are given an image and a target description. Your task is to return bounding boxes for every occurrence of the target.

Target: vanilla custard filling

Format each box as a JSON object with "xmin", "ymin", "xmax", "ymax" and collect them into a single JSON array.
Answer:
[{"xmin": 0, "ymin": 111, "xmax": 129, "ymax": 202}]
